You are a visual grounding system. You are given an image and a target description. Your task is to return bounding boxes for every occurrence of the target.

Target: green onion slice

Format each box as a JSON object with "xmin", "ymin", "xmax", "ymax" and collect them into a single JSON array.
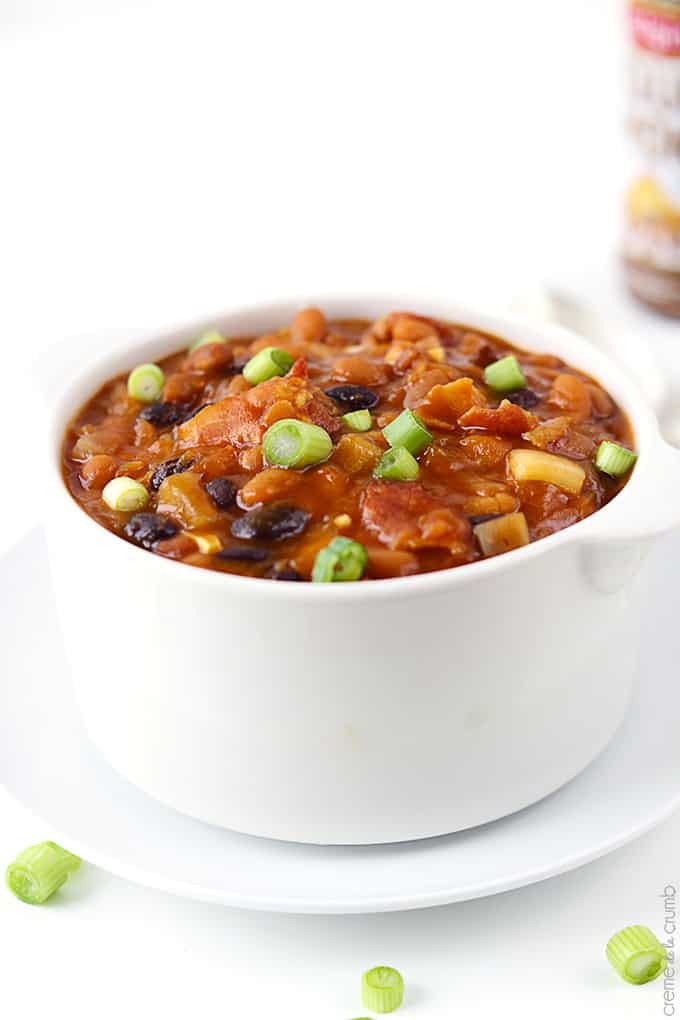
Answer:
[
  {"xmin": 373, "ymin": 447, "xmax": 419, "ymax": 481},
  {"xmin": 312, "ymin": 537, "xmax": 368, "ymax": 582},
  {"xmin": 594, "ymin": 440, "xmax": 637, "ymax": 478},
  {"xmin": 382, "ymin": 409, "xmax": 432, "ymax": 456},
  {"xmin": 263, "ymin": 419, "xmax": 333, "ymax": 469},
  {"xmin": 127, "ymin": 363, "xmax": 165, "ymax": 403},
  {"xmin": 102, "ymin": 476, "xmax": 150, "ymax": 512},
  {"xmin": 606, "ymin": 925, "xmax": 666, "ymax": 985},
  {"xmin": 342, "ymin": 409, "xmax": 373, "ymax": 432},
  {"xmin": 361, "ymin": 966, "xmax": 404, "ymax": 1014},
  {"xmin": 483, "ymin": 355, "xmax": 527, "ymax": 393},
  {"xmin": 189, "ymin": 328, "xmax": 225, "ymax": 353},
  {"xmin": 243, "ymin": 346, "xmax": 295, "ymax": 385},
  {"xmin": 6, "ymin": 842, "xmax": 81, "ymax": 905}
]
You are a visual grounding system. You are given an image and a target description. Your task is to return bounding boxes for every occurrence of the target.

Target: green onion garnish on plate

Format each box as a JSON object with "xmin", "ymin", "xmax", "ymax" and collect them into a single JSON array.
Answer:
[
  {"xmin": 102, "ymin": 476, "xmax": 150, "ymax": 512},
  {"xmin": 373, "ymin": 447, "xmax": 419, "ymax": 481},
  {"xmin": 594, "ymin": 441, "xmax": 638, "ymax": 478},
  {"xmin": 312, "ymin": 537, "xmax": 368, "ymax": 582},
  {"xmin": 6, "ymin": 842, "xmax": 81, "ymax": 905},
  {"xmin": 127, "ymin": 363, "xmax": 165, "ymax": 403},
  {"xmin": 606, "ymin": 925, "xmax": 666, "ymax": 985},
  {"xmin": 263, "ymin": 419, "xmax": 333, "ymax": 469},
  {"xmin": 361, "ymin": 966, "xmax": 404, "ymax": 1013},
  {"xmin": 242, "ymin": 346, "xmax": 295, "ymax": 385},
  {"xmin": 483, "ymin": 355, "xmax": 526, "ymax": 393},
  {"xmin": 188, "ymin": 328, "xmax": 225, "ymax": 353},
  {"xmin": 382, "ymin": 409, "xmax": 432, "ymax": 456},
  {"xmin": 342, "ymin": 409, "xmax": 373, "ymax": 432}
]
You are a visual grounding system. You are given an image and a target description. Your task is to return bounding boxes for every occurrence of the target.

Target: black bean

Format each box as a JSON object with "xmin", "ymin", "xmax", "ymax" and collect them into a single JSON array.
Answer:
[
  {"xmin": 150, "ymin": 457, "xmax": 193, "ymax": 492},
  {"xmin": 216, "ymin": 547, "xmax": 270, "ymax": 562},
  {"xmin": 468, "ymin": 513, "xmax": 504, "ymax": 527},
  {"xmin": 231, "ymin": 503, "xmax": 310, "ymax": 542},
  {"xmin": 124, "ymin": 512, "xmax": 178, "ymax": 550},
  {"xmin": 325, "ymin": 385, "xmax": 379, "ymax": 412},
  {"xmin": 265, "ymin": 565, "xmax": 303, "ymax": 581},
  {"xmin": 138, "ymin": 402, "xmax": 192, "ymax": 428},
  {"xmin": 205, "ymin": 477, "xmax": 237, "ymax": 509},
  {"xmin": 507, "ymin": 388, "xmax": 540, "ymax": 410}
]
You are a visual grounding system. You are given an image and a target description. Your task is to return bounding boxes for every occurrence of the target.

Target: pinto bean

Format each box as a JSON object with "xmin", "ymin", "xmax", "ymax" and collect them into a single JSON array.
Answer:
[
  {"xmin": 291, "ymin": 307, "xmax": 327, "ymax": 344},
  {"xmin": 80, "ymin": 454, "xmax": 117, "ymax": 490}
]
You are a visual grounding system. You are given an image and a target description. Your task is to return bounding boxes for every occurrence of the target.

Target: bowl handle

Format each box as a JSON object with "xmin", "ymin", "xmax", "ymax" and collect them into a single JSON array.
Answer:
[{"xmin": 586, "ymin": 438, "xmax": 680, "ymax": 545}]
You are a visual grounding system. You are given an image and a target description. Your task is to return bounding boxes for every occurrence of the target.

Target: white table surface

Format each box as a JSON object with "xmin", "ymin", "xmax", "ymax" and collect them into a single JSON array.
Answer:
[{"xmin": 1, "ymin": 2, "xmax": 679, "ymax": 1016}]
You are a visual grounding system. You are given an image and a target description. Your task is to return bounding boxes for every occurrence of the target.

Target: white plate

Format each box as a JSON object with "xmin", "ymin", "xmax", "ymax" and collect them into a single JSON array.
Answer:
[{"xmin": 2, "ymin": 529, "xmax": 679, "ymax": 914}]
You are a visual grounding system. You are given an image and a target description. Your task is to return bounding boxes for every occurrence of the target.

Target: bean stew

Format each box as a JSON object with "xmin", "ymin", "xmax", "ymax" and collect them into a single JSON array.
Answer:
[{"xmin": 62, "ymin": 308, "xmax": 637, "ymax": 582}]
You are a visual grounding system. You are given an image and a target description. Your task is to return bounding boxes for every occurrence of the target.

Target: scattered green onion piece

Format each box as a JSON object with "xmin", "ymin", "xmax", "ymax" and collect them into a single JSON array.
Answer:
[
  {"xmin": 373, "ymin": 447, "xmax": 419, "ymax": 482},
  {"xmin": 361, "ymin": 966, "xmax": 404, "ymax": 1014},
  {"xmin": 263, "ymin": 418, "xmax": 333, "ymax": 469},
  {"xmin": 102, "ymin": 476, "xmax": 149, "ymax": 512},
  {"xmin": 6, "ymin": 842, "xmax": 81, "ymax": 905},
  {"xmin": 189, "ymin": 328, "xmax": 225, "ymax": 353},
  {"xmin": 594, "ymin": 440, "xmax": 638, "ymax": 478},
  {"xmin": 127, "ymin": 363, "xmax": 165, "ymax": 403},
  {"xmin": 342, "ymin": 409, "xmax": 373, "ymax": 432},
  {"xmin": 242, "ymin": 346, "xmax": 295, "ymax": 385},
  {"xmin": 483, "ymin": 355, "xmax": 527, "ymax": 393},
  {"xmin": 312, "ymin": 537, "xmax": 368, "ymax": 583},
  {"xmin": 606, "ymin": 925, "xmax": 666, "ymax": 985},
  {"xmin": 382, "ymin": 409, "xmax": 432, "ymax": 456}
]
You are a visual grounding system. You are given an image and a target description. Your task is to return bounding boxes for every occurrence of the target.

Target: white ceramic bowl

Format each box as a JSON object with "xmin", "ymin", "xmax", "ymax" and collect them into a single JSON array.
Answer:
[{"xmin": 43, "ymin": 296, "xmax": 680, "ymax": 845}]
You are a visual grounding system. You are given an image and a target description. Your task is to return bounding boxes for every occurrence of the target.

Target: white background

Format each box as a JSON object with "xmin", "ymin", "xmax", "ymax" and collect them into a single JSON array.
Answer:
[{"xmin": 1, "ymin": 1, "xmax": 679, "ymax": 1016}]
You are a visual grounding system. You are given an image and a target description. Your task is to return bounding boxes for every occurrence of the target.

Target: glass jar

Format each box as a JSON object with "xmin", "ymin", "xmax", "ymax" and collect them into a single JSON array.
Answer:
[{"xmin": 624, "ymin": 0, "xmax": 680, "ymax": 317}]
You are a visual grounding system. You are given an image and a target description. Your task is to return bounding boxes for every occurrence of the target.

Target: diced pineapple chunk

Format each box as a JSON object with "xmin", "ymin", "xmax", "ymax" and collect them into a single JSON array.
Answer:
[
  {"xmin": 473, "ymin": 512, "xmax": 530, "ymax": 557},
  {"xmin": 185, "ymin": 532, "xmax": 223, "ymax": 555},
  {"xmin": 508, "ymin": 449, "xmax": 586, "ymax": 494}
]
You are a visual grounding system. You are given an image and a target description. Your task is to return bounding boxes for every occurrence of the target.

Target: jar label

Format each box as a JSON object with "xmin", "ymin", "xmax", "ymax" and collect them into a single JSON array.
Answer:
[{"xmin": 625, "ymin": 3, "xmax": 680, "ymax": 274}]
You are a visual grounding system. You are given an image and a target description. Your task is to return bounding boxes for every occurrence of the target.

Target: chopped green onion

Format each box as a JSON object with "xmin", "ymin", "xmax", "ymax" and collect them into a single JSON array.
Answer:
[
  {"xmin": 127, "ymin": 363, "xmax": 165, "ymax": 403},
  {"xmin": 189, "ymin": 328, "xmax": 225, "ymax": 353},
  {"xmin": 373, "ymin": 447, "xmax": 419, "ymax": 481},
  {"xmin": 594, "ymin": 440, "xmax": 638, "ymax": 478},
  {"xmin": 312, "ymin": 537, "xmax": 368, "ymax": 582},
  {"xmin": 382, "ymin": 409, "xmax": 432, "ymax": 456},
  {"xmin": 243, "ymin": 346, "xmax": 295, "ymax": 385},
  {"xmin": 484, "ymin": 355, "xmax": 527, "ymax": 393},
  {"xmin": 361, "ymin": 966, "xmax": 404, "ymax": 1014},
  {"xmin": 102, "ymin": 476, "xmax": 149, "ymax": 512},
  {"xmin": 606, "ymin": 925, "xmax": 666, "ymax": 985},
  {"xmin": 263, "ymin": 419, "xmax": 333, "ymax": 469},
  {"xmin": 342, "ymin": 409, "xmax": 373, "ymax": 432},
  {"xmin": 6, "ymin": 842, "xmax": 81, "ymax": 905}
]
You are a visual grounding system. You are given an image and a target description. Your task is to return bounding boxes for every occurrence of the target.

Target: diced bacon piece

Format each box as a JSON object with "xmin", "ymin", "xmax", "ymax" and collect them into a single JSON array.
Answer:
[
  {"xmin": 417, "ymin": 378, "xmax": 486, "ymax": 430},
  {"xmin": 524, "ymin": 416, "xmax": 596, "ymax": 460},
  {"xmin": 245, "ymin": 376, "xmax": 341, "ymax": 435},
  {"xmin": 403, "ymin": 365, "xmax": 460, "ymax": 409},
  {"xmin": 459, "ymin": 399, "xmax": 538, "ymax": 435},
  {"xmin": 178, "ymin": 375, "xmax": 340, "ymax": 448},
  {"xmin": 361, "ymin": 481, "xmax": 472, "ymax": 556},
  {"xmin": 177, "ymin": 395, "xmax": 262, "ymax": 448}
]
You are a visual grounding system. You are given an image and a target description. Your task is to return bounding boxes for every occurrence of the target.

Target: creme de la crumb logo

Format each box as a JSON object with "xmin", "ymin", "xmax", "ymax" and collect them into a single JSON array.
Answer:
[{"xmin": 662, "ymin": 885, "xmax": 677, "ymax": 1015}]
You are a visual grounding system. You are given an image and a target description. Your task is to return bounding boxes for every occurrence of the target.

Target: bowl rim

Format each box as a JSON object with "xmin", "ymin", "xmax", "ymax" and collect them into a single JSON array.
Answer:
[{"xmin": 46, "ymin": 292, "xmax": 666, "ymax": 603}]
